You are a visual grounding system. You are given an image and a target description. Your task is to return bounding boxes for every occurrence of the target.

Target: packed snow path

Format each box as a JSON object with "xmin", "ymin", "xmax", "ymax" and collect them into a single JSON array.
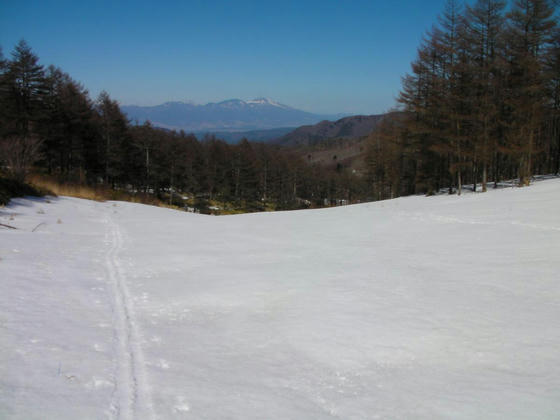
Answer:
[
  {"xmin": 1, "ymin": 178, "xmax": 560, "ymax": 419},
  {"xmin": 105, "ymin": 212, "xmax": 154, "ymax": 420}
]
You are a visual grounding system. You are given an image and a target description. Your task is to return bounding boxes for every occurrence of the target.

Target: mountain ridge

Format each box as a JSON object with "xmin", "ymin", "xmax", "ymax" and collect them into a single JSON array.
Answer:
[
  {"xmin": 122, "ymin": 98, "xmax": 344, "ymax": 132},
  {"xmin": 274, "ymin": 114, "xmax": 388, "ymax": 147}
]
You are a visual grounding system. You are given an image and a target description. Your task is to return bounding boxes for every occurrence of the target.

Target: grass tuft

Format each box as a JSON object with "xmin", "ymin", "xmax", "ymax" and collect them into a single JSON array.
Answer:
[{"xmin": 27, "ymin": 174, "xmax": 180, "ymax": 209}]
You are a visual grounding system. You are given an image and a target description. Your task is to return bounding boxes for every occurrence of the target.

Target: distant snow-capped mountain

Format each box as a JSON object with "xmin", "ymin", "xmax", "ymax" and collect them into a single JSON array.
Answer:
[{"xmin": 121, "ymin": 98, "xmax": 343, "ymax": 132}]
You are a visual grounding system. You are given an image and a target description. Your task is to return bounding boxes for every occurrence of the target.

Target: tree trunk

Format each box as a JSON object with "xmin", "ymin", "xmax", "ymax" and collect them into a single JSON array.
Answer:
[
  {"xmin": 169, "ymin": 163, "xmax": 174, "ymax": 206},
  {"xmin": 526, "ymin": 128, "xmax": 534, "ymax": 186},
  {"xmin": 263, "ymin": 162, "xmax": 268, "ymax": 202},
  {"xmin": 482, "ymin": 162, "xmax": 487, "ymax": 192},
  {"xmin": 472, "ymin": 163, "xmax": 477, "ymax": 192},
  {"xmin": 456, "ymin": 121, "xmax": 462, "ymax": 196},
  {"xmin": 493, "ymin": 150, "xmax": 499, "ymax": 189}
]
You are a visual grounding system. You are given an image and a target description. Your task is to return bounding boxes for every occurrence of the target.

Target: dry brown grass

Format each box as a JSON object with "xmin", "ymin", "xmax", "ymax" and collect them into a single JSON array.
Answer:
[
  {"xmin": 29, "ymin": 175, "xmax": 105, "ymax": 201},
  {"xmin": 28, "ymin": 174, "xmax": 180, "ymax": 209}
]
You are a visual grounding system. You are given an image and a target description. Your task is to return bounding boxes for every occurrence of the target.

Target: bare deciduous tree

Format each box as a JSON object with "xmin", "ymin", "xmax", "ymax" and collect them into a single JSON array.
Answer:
[{"xmin": 0, "ymin": 135, "xmax": 43, "ymax": 182}]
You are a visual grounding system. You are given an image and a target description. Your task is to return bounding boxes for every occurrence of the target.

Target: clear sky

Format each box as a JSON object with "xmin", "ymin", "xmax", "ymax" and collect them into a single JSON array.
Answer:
[{"xmin": 1, "ymin": 0, "xmax": 450, "ymax": 115}]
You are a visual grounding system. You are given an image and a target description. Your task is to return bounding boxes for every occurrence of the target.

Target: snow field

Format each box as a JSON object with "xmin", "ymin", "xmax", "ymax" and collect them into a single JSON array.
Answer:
[{"xmin": 1, "ymin": 179, "xmax": 560, "ymax": 419}]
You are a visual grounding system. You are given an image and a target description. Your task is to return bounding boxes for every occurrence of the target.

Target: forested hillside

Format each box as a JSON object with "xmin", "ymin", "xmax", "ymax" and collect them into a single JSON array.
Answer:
[{"xmin": 275, "ymin": 114, "xmax": 386, "ymax": 147}]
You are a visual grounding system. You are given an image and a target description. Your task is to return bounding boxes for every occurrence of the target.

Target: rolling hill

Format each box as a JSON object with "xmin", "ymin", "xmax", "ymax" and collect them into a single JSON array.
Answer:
[{"xmin": 274, "ymin": 114, "xmax": 387, "ymax": 147}]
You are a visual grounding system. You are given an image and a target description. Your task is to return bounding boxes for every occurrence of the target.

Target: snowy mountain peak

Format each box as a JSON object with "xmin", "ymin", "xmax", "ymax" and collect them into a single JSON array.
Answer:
[
  {"xmin": 246, "ymin": 97, "xmax": 290, "ymax": 108},
  {"xmin": 216, "ymin": 98, "xmax": 289, "ymax": 108},
  {"xmin": 247, "ymin": 97, "xmax": 274, "ymax": 105},
  {"xmin": 215, "ymin": 99, "xmax": 247, "ymax": 108}
]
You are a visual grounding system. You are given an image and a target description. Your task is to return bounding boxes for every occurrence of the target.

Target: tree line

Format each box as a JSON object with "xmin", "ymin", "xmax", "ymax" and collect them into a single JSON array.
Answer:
[
  {"xmin": 366, "ymin": 0, "xmax": 559, "ymax": 198},
  {"xmin": 0, "ymin": 41, "xmax": 364, "ymax": 211}
]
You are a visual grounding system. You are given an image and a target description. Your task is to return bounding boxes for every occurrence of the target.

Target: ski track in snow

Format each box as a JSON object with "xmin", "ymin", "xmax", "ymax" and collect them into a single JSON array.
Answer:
[{"xmin": 105, "ymin": 208, "xmax": 154, "ymax": 420}]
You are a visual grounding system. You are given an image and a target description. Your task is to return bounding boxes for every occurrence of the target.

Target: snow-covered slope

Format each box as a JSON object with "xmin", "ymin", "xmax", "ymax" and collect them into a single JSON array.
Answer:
[{"xmin": 1, "ymin": 179, "xmax": 559, "ymax": 419}]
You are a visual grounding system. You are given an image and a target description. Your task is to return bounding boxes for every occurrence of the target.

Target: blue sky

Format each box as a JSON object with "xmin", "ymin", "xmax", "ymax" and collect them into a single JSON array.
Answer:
[{"xmin": 1, "ymin": 0, "xmax": 449, "ymax": 114}]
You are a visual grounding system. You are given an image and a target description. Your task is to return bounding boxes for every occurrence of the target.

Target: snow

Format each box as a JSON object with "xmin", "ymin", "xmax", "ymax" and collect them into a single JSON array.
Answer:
[
  {"xmin": 246, "ymin": 97, "xmax": 289, "ymax": 108},
  {"xmin": 1, "ymin": 179, "xmax": 560, "ymax": 419}
]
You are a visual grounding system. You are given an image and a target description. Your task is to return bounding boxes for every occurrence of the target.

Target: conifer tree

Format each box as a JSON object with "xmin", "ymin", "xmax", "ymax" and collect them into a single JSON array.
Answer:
[
  {"xmin": 505, "ymin": 0, "xmax": 556, "ymax": 185},
  {"xmin": 96, "ymin": 91, "xmax": 129, "ymax": 187},
  {"xmin": 0, "ymin": 41, "xmax": 46, "ymax": 181},
  {"xmin": 4, "ymin": 40, "xmax": 46, "ymax": 138},
  {"xmin": 0, "ymin": 47, "xmax": 9, "ymax": 139},
  {"xmin": 465, "ymin": 0, "xmax": 507, "ymax": 191}
]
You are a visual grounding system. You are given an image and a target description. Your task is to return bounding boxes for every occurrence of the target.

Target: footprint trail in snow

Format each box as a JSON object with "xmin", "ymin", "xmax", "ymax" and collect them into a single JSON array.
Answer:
[{"xmin": 105, "ymin": 208, "xmax": 155, "ymax": 420}]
